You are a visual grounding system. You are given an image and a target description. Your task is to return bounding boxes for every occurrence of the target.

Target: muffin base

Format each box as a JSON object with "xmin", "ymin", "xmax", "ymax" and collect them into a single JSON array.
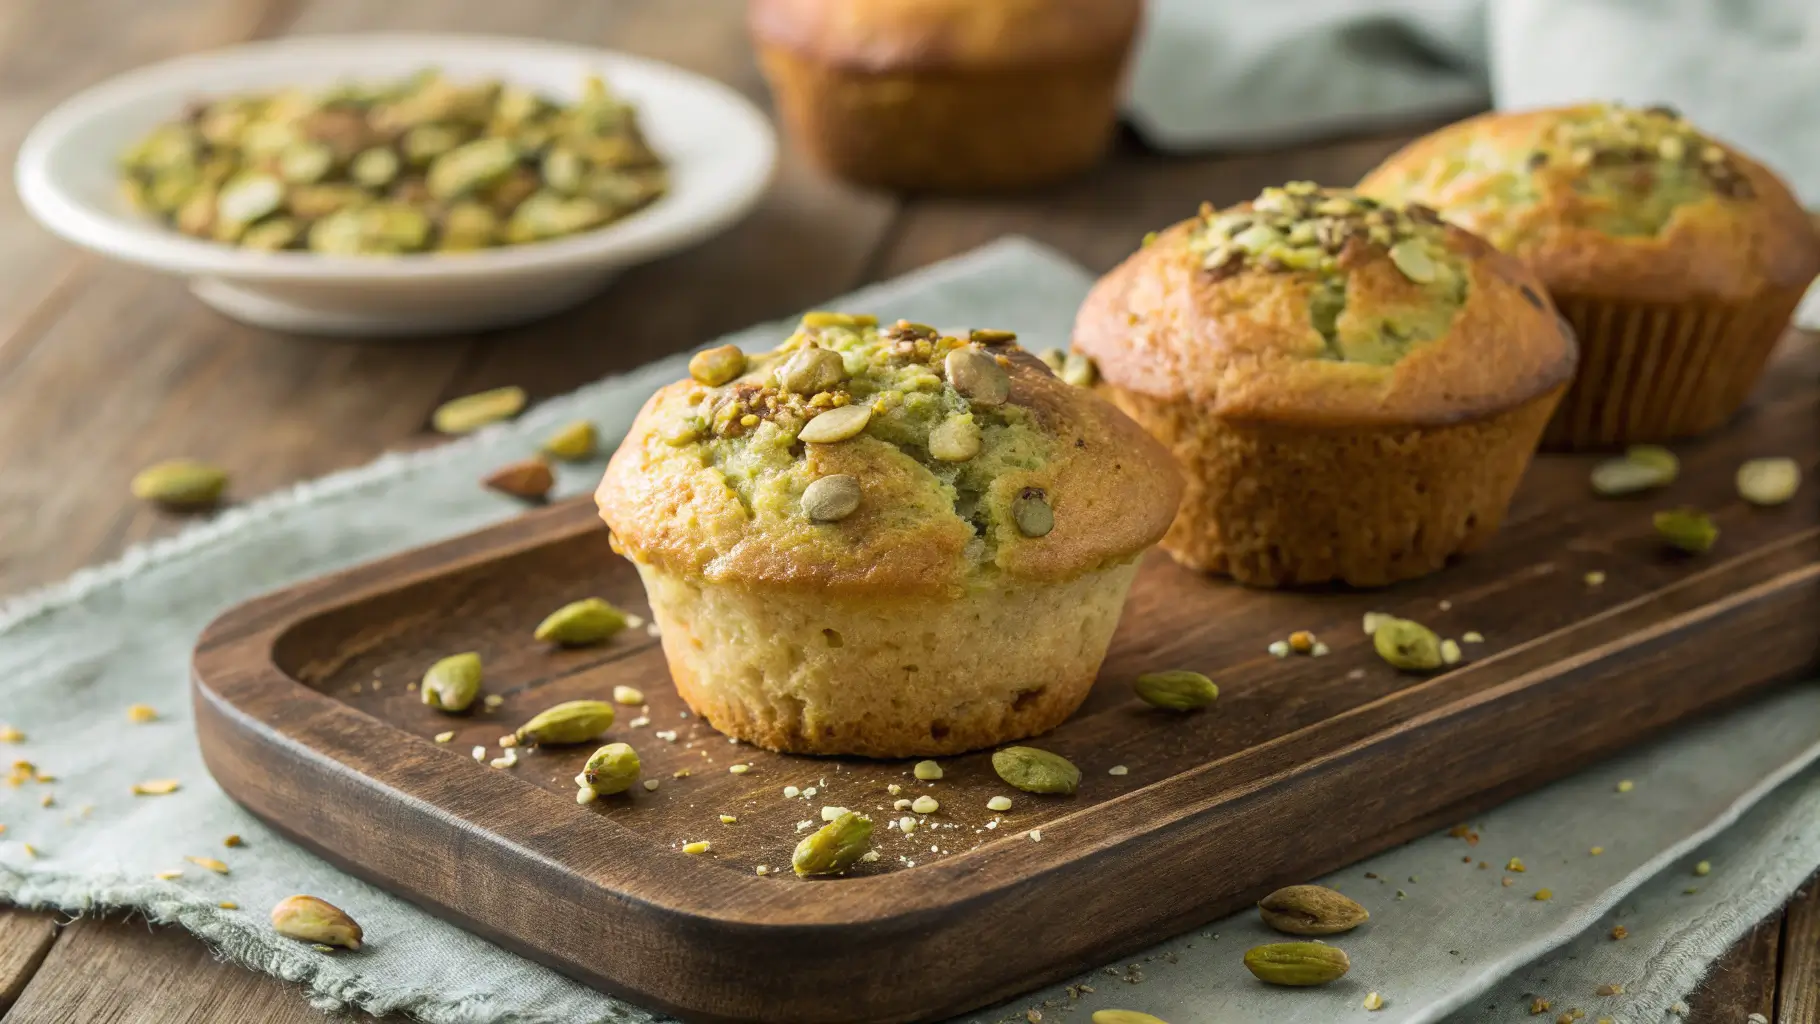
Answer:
[
  {"xmin": 1104, "ymin": 387, "xmax": 1563, "ymax": 588},
  {"xmin": 1542, "ymin": 288, "xmax": 1806, "ymax": 449},
  {"xmin": 632, "ymin": 559, "xmax": 1140, "ymax": 757},
  {"xmin": 756, "ymin": 44, "xmax": 1128, "ymax": 192}
]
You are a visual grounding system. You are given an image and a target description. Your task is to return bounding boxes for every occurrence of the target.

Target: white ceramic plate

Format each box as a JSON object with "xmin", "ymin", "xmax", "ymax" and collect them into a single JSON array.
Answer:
[{"xmin": 15, "ymin": 33, "xmax": 777, "ymax": 336}]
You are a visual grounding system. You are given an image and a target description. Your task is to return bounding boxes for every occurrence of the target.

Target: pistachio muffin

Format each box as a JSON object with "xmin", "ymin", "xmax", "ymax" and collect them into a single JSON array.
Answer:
[
  {"xmin": 596, "ymin": 314, "xmax": 1181, "ymax": 757},
  {"xmin": 1359, "ymin": 104, "xmax": 1820, "ymax": 448},
  {"xmin": 748, "ymin": 0, "xmax": 1143, "ymax": 192},
  {"xmin": 1073, "ymin": 184, "xmax": 1577, "ymax": 588}
]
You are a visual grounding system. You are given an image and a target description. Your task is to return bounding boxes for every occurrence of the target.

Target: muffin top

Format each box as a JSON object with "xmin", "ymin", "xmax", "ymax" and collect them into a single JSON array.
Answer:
[
  {"xmin": 1358, "ymin": 104, "xmax": 1820, "ymax": 303},
  {"xmin": 747, "ymin": 0, "xmax": 1142, "ymax": 73},
  {"xmin": 597, "ymin": 314, "xmax": 1182, "ymax": 597},
  {"xmin": 1072, "ymin": 183, "xmax": 1577, "ymax": 428}
]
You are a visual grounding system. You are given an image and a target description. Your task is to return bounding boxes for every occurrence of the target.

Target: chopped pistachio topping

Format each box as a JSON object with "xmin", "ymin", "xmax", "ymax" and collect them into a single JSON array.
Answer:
[
  {"xmin": 1188, "ymin": 184, "xmax": 1468, "ymax": 365},
  {"xmin": 666, "ymin": 314, "xmax": 1060, "ymax": 567}
]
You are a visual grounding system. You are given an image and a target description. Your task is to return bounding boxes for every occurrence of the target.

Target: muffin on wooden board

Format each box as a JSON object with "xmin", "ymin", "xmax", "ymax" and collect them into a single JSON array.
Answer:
[
  {"xmin": 1073, "ymin": 183, "xmax": 1576, "ymax": 588},
  {"xmin": 597, "ymin": 314, "xmax": 1180, "ymax": 757},
  {"xmin": 1359, "ymin": 103, "xmax": 1820, "ymax": 448},
  {"xmin": 748, "ymin": 0, "xmax": 1144, "ymax": 192}
]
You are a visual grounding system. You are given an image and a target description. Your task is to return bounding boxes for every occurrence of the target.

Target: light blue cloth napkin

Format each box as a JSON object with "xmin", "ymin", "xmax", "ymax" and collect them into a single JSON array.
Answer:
[{"xmin": 3, "ymin": 238, "xmax": 1818, "ymax": 1023}]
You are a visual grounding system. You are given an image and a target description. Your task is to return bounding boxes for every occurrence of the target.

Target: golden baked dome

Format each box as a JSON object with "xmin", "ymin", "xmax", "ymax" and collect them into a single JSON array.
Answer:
[
  {"xmin": 598, "ymin": 314, "xmax": 1182, "ymax": 598},
  {"xmin": 1074, "ymin": 183, "xmax": 1577, "ymax": 428},
  {"xmin": 1358, "ymin": 103, "xmax": 1820, "ymax": 304}
]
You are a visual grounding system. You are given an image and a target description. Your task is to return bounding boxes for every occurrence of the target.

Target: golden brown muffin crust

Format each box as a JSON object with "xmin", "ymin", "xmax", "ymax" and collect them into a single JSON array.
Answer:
[
  {"xmin": 748, "ymin": 0, "xmax": 1144, "ymax": 73},
  {"xmin": 1073, "ymin": 190, "xmax": 1578, "ymax": 428},
  {"xmin": 1358, "ymin": 105, "xmax": 1820, "ymax": 304},
  {"xmin": 598, "ymin": 320, "xmax": 1182, "ymax": 598}
]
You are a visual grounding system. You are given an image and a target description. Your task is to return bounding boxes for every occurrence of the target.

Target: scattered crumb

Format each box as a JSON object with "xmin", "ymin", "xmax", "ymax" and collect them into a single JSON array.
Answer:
[
  {"xmin": 1310, "ymin": 641, "xmax": 1331, "ymax": 657},
  {"xmin": 489, "ymin": 748, "xmax": 519, "ymax": 769},
  {"xmin": 1503, "ymin": 877, "xmax": 1515, "ymax": 887},
  {"xmin": 1028, "ymin": 829, "xmax": 1042, "ymax": 842},
  {"xmin": 784, "ymin": 786, "xmax": 801, "ymax": 799},
  {"xmin": 1667, "ymin": 1002, "xmax": 1687, "ymax": 1016},
  {"xmin": 1108, "ymin": 765, "xmax": 1128, "ymax": 777},
  {"xmin": 755, "ymin": 865, "xmax": 769, "ymax": 876},
  {"xmin": 131, "ymin": 779, "xmax": 181, "ymax": 796},
  {"xmin": 218, "ymin": 901, "xmax": 239, "ymax": 910},
  {"xmin": 911, "ymin": 796, "xmax": 939, "ymax": 814},
  {"xmin": 672, "ymin": 769, "xmax": 690, "ymax": 779},
  {"xmin": 729, "ymin": 764, "xmax": 751, "ymax": 774},
  {"xmin": 681, "ymin": 841, "xmax": 711, "ymax": 855},
  {"xmin": 482, "ymin": 694, "xmax": 505, "ymax": 709},
  {"xmin": 887, "ymin": 784, "xmax": 902, "ymax": 796},
  {"xmin": 1693, "ymin": 860, "xmax": 1711, "ymax": 876},
  {"xmin": 1589, "ymin": 846, "xmax": 1604, "ymax": 856},
  {"xmin": 1363, "ymin": 991, "xmax": 1385, "ymax": 1011},
  {"xmin": 1267, "ymin": 640, "xmax": 1290, "ymax": 658},
  {"xmin": 1585, "ymin": 570, "xmax": 1606, "ymax": 587},
  {"xmin": 1610, "ymin": 925, "xmax": 1628, "ymax": 940},
  {"xmin": 21, "ymin": 843, "xmax": 37, "ymax": 858},
  {"xmin": 1595, "ymin": 983, "xmax": 1622, "ymax": 996},
  {"xmin": 613, "ymin": 686, "xmax": 647, "ymax": 705},
  {"xmin": 433, "ymin": 731, "xmax": 455, "ymax": 744},
  {"xmin": 628, "ymin": 717, "xmax": 650, "ymax": 728},
  {"xmin": 153, "ymin": 869, "xmax": 183, "ymax": 880},
  {"xmin": 821, "ymin": 806, "xmax": 849, "ymax": 821},
  {"xmin": 1440, "ymin": 639, "xmax": 1463, "ymax": 664},
  {"xmin": 643, "ymin": 779, "xmax": 660, "ymax": 792},
  {"xmin": 186, "ymin": 856, "xmax": 230, "ymax": 874},
  {"xmin": 988, "ymin": 796, "xmax": 1013, "ymax": 812},
  {"xmin": 1508, "ymin": 857, "xmax": 1526, "ymax": 872},
  {"xmin": 1616, "ymin": 780, "xmax": 1634, "ymax": 793},
  {"xmin": 1462, "ymin": 631, "xmax": 1485, "ymax": 643},
  {"xmin": 719, "ymin": 814, "xmax": 737, "ymax": 824},
  {"xmin": 498, "ymin": 735, "xmax": 518, "ymax": 748},
  {"xmin": 655, "ymin": 730, "xmax": 678, "ymax": 742},
  {"xmin": 1534, "ymin": 889, "xmax": 1554, "ymax": 901},
  {"xmin": 127, "ymin": 704, "xmax": 159, "ymax": 723},
  {"xmin": 471, "ymin": 746, "xmax": 486, "ymax": 762},
  {"xmin": 0, "ymin": 726, "xmax": 23, "ymax": 743},
  {"xmin": 1288, "ymin": 630, "xmax": 1315, "ymax": 654},
  {"xmin": 1438, "ymin": 599, "xmax": 1453, "ymax": 611}
]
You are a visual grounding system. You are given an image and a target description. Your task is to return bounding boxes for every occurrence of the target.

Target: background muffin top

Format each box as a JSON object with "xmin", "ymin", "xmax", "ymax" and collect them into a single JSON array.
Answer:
[
  {"xmin": 1357, "ymin": 104, "xmax": 1820, "ymax": 303},
  {"xmin": 1072, "ymin": 183, "xmax": 1577, "ymax": 427},
  {"xmin": 747, "ymin": 0, "xmax": 1143, "ymax": 73},
  {"xmin": 597, "ymin": 315, "xmax": 1181, "ymax": 597}
]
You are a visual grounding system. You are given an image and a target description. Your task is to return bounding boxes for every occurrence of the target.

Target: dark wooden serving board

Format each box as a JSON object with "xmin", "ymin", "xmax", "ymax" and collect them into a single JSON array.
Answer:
[{"xmin": 193, "ymin": 338, "xmax": 1820, "ymax": 1024}]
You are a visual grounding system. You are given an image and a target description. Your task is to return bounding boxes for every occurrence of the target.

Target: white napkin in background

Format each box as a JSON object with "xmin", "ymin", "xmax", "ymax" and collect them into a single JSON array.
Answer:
[{"xmin": 1130, "ymin": 0, "xmax": 1820, "ymax": 327}]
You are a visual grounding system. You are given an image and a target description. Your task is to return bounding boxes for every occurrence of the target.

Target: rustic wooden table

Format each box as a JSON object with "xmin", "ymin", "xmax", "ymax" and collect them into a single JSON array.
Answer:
[{"xmin": 0, "ymin": 2, "xmax": 1814, "ymax": 1021}]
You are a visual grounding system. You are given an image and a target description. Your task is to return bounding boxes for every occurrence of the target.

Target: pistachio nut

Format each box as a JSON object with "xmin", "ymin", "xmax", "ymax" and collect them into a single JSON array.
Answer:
[
  {"xmin": 270, "ymin": 895, "xmax": 362, "ymax": 950},
  {"xmin": 131, "ymin": 459, "xmax": 228, "ymax": 508},
  {"xmin": 439, "ymin": 202, "xmax": 501, "ymax": 251},
  {"xmin": 427, "ymin": 138, "xmax": 521, "ymax": 200},
  {"xmin": 991, "ymin": 746, "xmax": 1080, "ymax": 795},
  {"xmin": 802, "ymin": 475, "xmax": 862, "ymax": 522},
  {"xmin": 1038, "ymin": 348, "xmax": 1067, "ymax": 374},
  {"xmin": 581, "ymin": 742, "xmax": 641, "ymax": 795},
  {"xmin": 778, "ymin": 345, "xmax": 847, "ymax": 395},
  {"xmin": 1591, "ymin": 444, "xmax": 1679, "ymax": 496},
  {"xmin": 307, "ymin": 202, "xmax": 431, "ymax": 254},
  {"xmin": 515, "ymin": 700, "xmax": 616, "ymax": 745},
  {"xmin": 217, "ymin": 172, "xmax": 285, "ymax": 225},
  {"xmin": 945, "ymin": 348, "xmax": 1010, "ymax": 406},
  {"xmin": 1257, "ymin": 885, "xmax": 1370, "ymax": 935},
  {"xmin": 970, "ymin": 328, "xmax": 1018, "ymax": 346},
  {"xmin": 689, "ymin": 344, "xmax": 747, "ymax": 387},
  {"xmin": 348, "ymin": 147, "xmax": 401, "ymax": 188},
  {"xmin": 1092, "ymin": 1013, "xmax": 1169, "ymax": 1024},
  {"xmin": 1243, "ymin": 942, "xmax": 1351, "ymax": 986},
  {"xmin": 792, "ymin": 810, "xmax": 873, "ymax": 877},
  {"xmin": 1737, "ymin": 457, "xmax": 1800, "ymax": 506},
  {"xmin": 1061, "ymin": 352, "xmax": 1098, "ymax": 388},
  {"xmin": 433, "ymin": 386, "xmax": 527, "ymax": 434},
  {"xmin": 1134, "ymin": 670, "xmax": 1219, "ymax": 712},
  {"xmin": 1011, "ymin": 487, "xmax": 1054, "ymax": 538},
  {"xmin": 1388, "ymin": 239, "xmax": 1437, "ymax": 283},
  {"xmin": 1654, "ymin": 507, "xmax": 1718, "ymax": 553},
  {"xmin": 482, "ymin": 457, "xmax": 554, "ymax": 501},
  {"xmin": 420, "ymin": 653, "xmax": 483, "ymax": 713},
  {"xmin": 913, "ymin": 760, "xmax": 943, "ymax": 781},
  {"xmin": 504, "ymin": 191, "xmax": 606, "ymax": 243},
  {"xmin": 797, "ymin": 404, "xmax": 872, "ymax": 444},
  {"xmin": 540, "ymin": 420, "xmax": 598, "ymax": 461},
  {"xmin": 1372, "ymin": 617, "xmax": 1443, "ymax": 671},
  {"xmin": 928, "ymin": 415, "xmax": 982, "ymax": 462},
  {"xmin": 240, "ymin": 217, "xmax": 301, "ymax": 251},
  {"xmin": 801, "ymin": 311, "xmax": 877, "ymax": 330},
  {"xmin": 534, "ymin": 597, "xmax": 629, "ymax": 646}
]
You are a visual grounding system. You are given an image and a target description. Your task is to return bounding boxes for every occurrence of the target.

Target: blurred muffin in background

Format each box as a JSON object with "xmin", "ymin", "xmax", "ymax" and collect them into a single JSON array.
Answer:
[
  {"xmin": 749, "ymin": 0, "xmax": 1143, "ymax": 192},
  {"xmin": 1360, "ymin": 103, "xmax": 1820, "ymax": 449},
  {"xmin": 1073, "ymin": 184, "xmax": 1575, "ymax": 588}
]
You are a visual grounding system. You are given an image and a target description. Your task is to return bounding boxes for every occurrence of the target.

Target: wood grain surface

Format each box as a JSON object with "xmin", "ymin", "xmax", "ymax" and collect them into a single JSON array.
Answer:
[{"xmin": 0, "ymin": 0, "xmax": 1816, "ymax": 1020}]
